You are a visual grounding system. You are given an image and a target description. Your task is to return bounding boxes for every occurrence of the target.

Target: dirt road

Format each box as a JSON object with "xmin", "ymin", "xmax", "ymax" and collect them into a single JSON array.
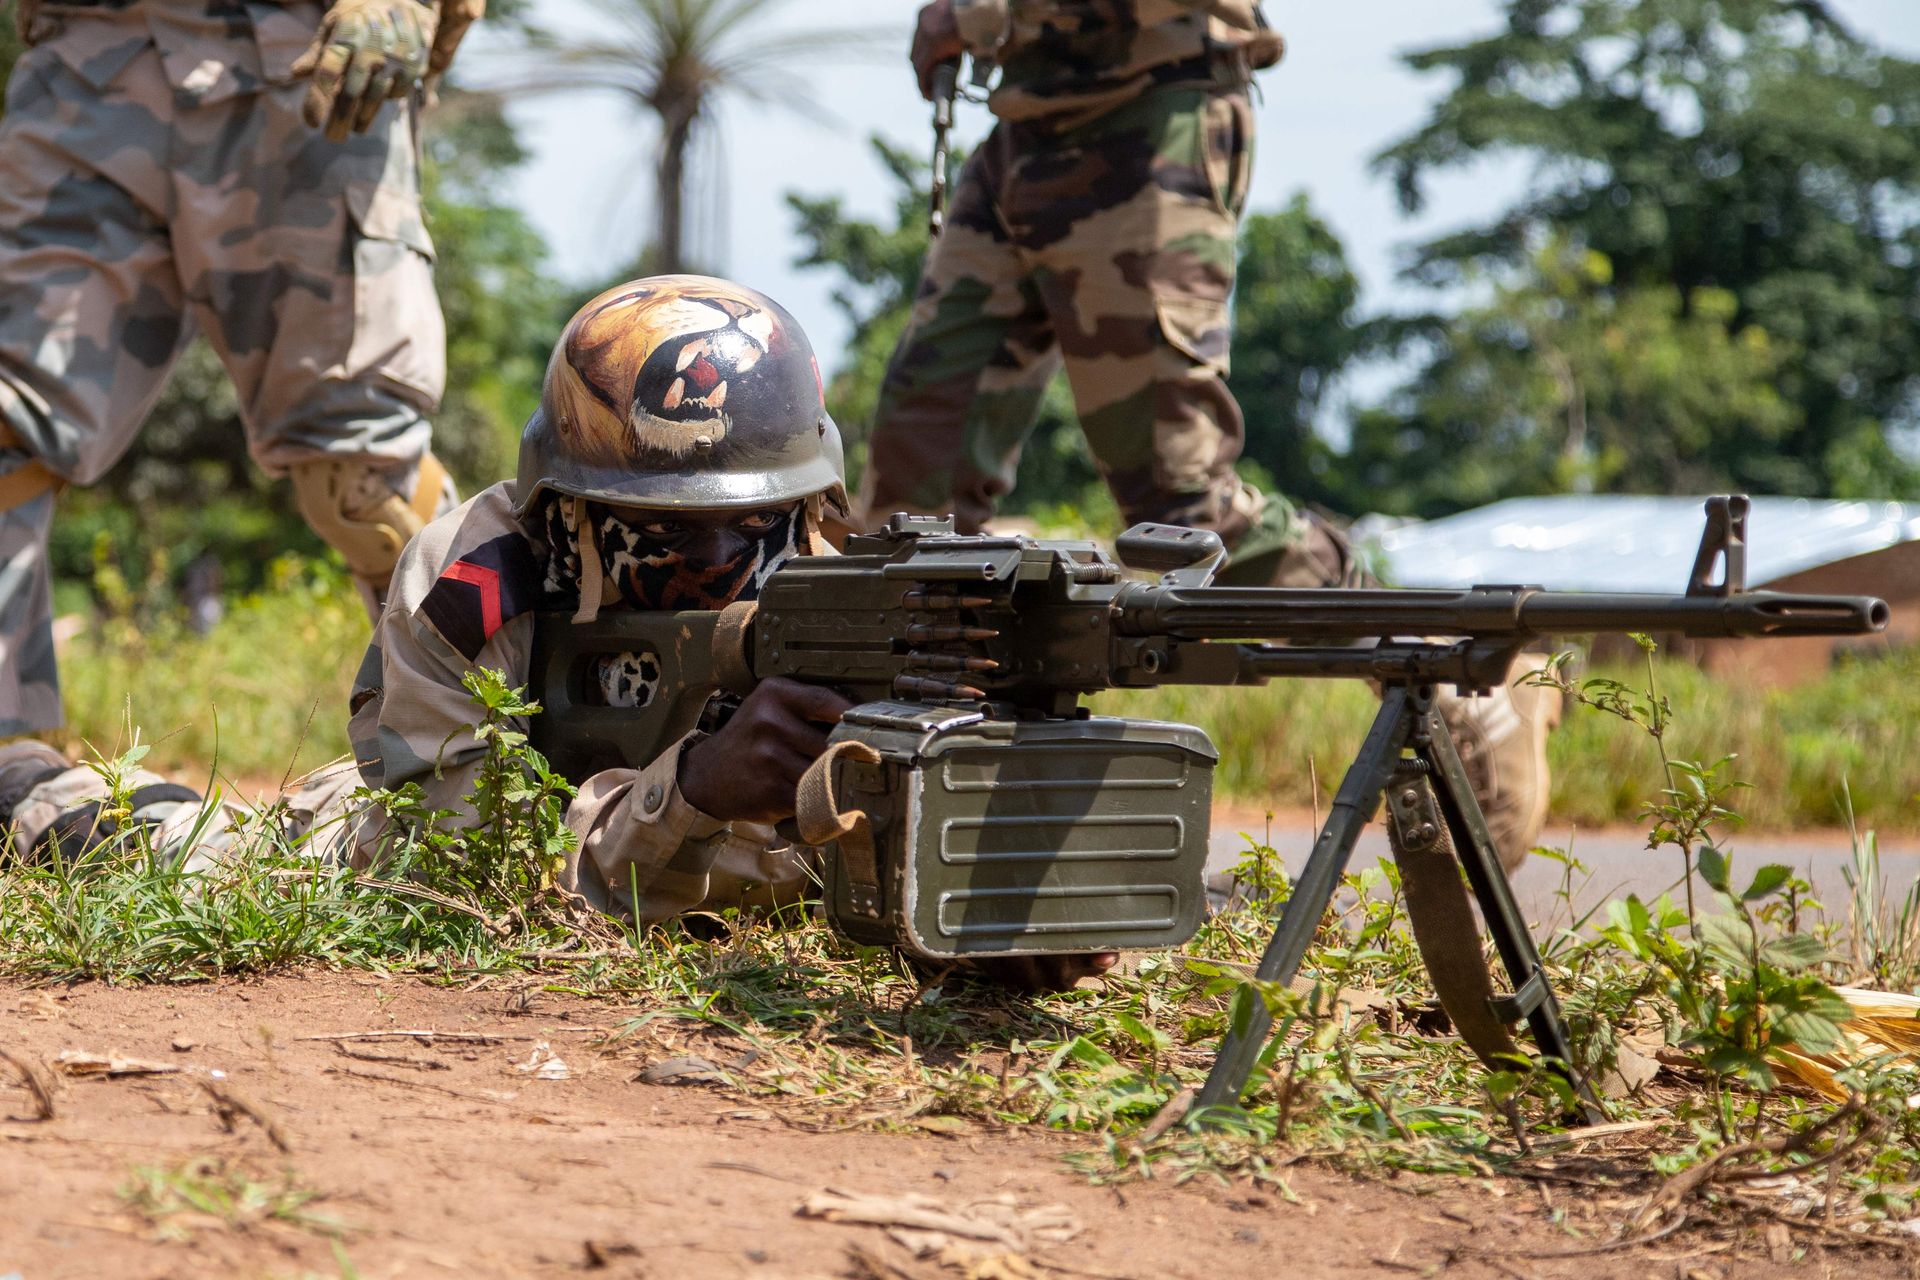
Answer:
[{"xmin": 1, "ymin": 974, "xmax": 1908, "ymax": 1279}]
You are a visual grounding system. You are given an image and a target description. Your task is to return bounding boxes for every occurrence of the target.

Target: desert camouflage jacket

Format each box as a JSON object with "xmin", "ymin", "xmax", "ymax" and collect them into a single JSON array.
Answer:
[
  {"xmin": 344, "ymin": 481, "xmax": 810, "ymax": 925},
  {"xmin": 963, "ymin": 0, "xmax": 1283, "ymax": 128}
]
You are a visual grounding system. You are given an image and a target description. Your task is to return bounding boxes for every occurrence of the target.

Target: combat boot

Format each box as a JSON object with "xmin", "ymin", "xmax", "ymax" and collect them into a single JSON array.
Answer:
[{"xmin": 1435, "ymin": 653, "xmax": 1563, "ymax": 876}]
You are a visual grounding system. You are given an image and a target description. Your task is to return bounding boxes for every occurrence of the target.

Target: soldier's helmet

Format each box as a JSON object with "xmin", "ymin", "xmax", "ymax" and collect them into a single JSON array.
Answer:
[{"xmin": 514, "ymin": 274, "xmax": 847, "ymax": 518}]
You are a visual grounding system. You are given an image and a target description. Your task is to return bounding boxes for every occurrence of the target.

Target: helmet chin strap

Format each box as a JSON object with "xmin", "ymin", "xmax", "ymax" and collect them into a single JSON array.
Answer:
[
  {"xmin": 803, "ymin": 493, "xmax": 831, "ymax": 557},
  {"xmin": 571, "ymin": 494, "xmax": 607, "ymax": 624}
]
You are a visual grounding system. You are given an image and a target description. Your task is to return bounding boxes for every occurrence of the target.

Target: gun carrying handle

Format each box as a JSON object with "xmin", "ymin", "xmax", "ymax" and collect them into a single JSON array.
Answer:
[
  {"xmin": 713, "ymin": 600, "xmax": 759, "ymax": 696},
  {"xmin": 1115, "ymin": 523, "xmax": 1227, "ymax": 587}
]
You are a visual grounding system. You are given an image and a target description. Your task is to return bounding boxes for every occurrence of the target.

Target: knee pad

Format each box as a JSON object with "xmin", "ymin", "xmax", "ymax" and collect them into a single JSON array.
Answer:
[{"xmin": 290, "ymin": 452, "xmax": 454, "ymax": 587}]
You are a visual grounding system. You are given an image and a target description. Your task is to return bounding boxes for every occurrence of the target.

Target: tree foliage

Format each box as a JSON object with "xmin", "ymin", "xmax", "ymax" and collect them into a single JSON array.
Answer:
[
  {"xmin": 1372, "ymin": 0, "xmax": 1920, "ymax": 504},
  {"xmin": 495, "ymin": 0, "xmax": 885, "ymax": 273},
  {"xmin": 786, "ymin": 137, "xmax": 934, "ymax": 445},
  {"xmin": 1346, "ymin": 241, "xmax": 1806, "ymax": 515},
  {"xmin": 1226, "ymin": 197, "xmax": 1383, "ymax": 513}
]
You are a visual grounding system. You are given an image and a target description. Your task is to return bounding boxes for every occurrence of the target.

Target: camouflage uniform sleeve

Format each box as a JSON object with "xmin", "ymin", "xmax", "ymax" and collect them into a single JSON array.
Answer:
[
  {"xmin": 342, "ymin": 486, "xmax": 544, "ymax": 863},
  {"xmin": 563, "ymin": 731, "xmax": 753, "ymax": 925}
]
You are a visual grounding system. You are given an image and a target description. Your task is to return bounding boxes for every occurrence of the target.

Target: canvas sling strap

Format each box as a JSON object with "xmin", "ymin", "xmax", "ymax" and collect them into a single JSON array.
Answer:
[
  {"xmin": 794, "ymin": 738, "xmax": 885, "ymax": 914},
  {"xmin": 1385, "ymin": 771, "xmax": 1527, "ymax": 1069}
]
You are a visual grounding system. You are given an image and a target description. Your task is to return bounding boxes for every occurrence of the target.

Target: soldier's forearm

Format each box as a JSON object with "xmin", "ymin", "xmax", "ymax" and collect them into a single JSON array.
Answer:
[{"xmin": 568, "ymin": 733, "xmax": 734, "ymax": 925}]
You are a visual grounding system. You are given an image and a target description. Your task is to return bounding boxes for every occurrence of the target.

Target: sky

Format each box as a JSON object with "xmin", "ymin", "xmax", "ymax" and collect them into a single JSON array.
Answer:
[{"xmin": 484, "ymin": 0, "xmax": 1920, "ymax": 394}]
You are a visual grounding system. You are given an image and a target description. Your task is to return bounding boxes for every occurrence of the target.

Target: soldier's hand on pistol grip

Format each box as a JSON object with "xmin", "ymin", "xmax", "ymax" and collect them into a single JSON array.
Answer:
[
  {"xmin": 292, "ymin": 0, "xmax": 439, "ymax": 142},
  {"xmin": 912, "ymin": 0, "xmax": 966, "ymax": 100},
  {"xmin": 677, "ymin": 678, "xmax": 854, "ymax": 825}
]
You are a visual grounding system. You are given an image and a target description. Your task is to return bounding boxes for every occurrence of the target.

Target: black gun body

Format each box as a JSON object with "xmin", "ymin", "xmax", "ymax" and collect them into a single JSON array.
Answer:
[
  {"xmin": 1116, "ymin": 584, "xmax": 1888, "ymax": 642},
  {"xmin": 743, "ymin": 533, "xmax": 1888, "ymax": 709},
  {"xmin": 533, "ymin": 508, "xmax": 1887, "ymax": 784}
]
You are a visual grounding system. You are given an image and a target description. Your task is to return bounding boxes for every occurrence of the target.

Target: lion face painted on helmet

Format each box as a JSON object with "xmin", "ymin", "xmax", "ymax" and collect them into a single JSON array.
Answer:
[{"xmin": 543, "ymin": 279, "xmax": 799, "ymax": 467}]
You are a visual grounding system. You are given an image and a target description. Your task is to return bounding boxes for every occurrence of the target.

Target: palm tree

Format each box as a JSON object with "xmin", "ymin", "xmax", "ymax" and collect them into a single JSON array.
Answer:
[{"xmin": 496, "ymin": 0, "xmax": 890, "ymax": 274}]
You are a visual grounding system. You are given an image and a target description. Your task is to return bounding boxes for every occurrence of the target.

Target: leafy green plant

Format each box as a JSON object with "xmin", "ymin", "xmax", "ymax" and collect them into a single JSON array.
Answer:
[
  {"xmin": 120, "ymin": 1156, "xmax": 341, "ymax": 1242},
  {"xmin": 362, "ymin": 668, "xmax": 583, "ymax": 942},
  {"xmin": 1594, "ymin": 864, "xmax": 1849, "ymax": 1099}
]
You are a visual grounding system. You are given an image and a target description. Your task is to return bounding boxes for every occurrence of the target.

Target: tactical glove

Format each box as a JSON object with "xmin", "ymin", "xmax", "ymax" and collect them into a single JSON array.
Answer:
[{"xmin": 291, "ymin": 0, "xmax": 439, "ymax": 142}]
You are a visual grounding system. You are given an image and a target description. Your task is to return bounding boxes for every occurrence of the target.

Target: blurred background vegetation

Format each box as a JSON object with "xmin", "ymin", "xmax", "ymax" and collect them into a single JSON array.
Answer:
[{"xmin": 3, "ymin": 0, "xmax": 1914, "ymax": 826}]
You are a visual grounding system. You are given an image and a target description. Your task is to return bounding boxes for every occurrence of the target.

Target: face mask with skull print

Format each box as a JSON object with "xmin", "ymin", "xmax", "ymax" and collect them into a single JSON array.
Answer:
[{"xmin": 541, "ymin": 496, "xmax": 801, "ymax": 612}]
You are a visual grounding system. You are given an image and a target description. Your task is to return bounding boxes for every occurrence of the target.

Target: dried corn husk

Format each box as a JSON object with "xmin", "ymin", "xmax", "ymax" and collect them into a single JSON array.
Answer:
[
  {"xmin": 1831, "ymin": 986, "xmax": 1920, "ymax": 1054},
  {"xmin": 1768, "ymin": 988, "xmax": 1920, "ymax": 1104}
]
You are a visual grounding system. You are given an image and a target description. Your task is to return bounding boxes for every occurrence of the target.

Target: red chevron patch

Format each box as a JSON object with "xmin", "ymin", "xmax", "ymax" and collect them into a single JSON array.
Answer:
[{"xmin": 442, "ymin": 559, "xmax": 503, "ymax": 638}]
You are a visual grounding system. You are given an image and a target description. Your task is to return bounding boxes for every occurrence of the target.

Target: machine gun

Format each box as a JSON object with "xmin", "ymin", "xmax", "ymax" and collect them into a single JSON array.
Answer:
[{"xmin": 528, "ymin": 497, "xmax": 1887, "ymax": 1113}]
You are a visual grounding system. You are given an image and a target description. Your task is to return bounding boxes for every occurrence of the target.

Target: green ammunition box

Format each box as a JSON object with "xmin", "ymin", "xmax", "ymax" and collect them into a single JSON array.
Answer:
[{"xmin": 820, "ymin": 702, "xmax": 1217, "ymax": 958}]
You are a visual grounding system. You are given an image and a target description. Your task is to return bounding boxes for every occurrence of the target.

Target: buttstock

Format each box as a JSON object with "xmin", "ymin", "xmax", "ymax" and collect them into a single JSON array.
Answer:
[{"xmin": 526, "ymin": 609, "xmax": 726, "ymax": 778}]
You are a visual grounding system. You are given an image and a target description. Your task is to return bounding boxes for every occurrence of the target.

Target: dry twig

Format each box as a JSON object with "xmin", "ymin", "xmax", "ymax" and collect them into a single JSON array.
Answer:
[
  {"xmin": 1632, "ymin": 1095, "xmax": 1871, "ymax": 1229},
  {"xmin": 330, "ymin": 1043, "xmax": 452, "ymax": 1071},
  {"xmin": 0, "ymin": 1048, "xmax": 55, "ymax": 1120},
  {"xmin": 1463, "ymin": 1212, "xmax": 1687, "ymax": 1260},
  {"xmin": 199, "ymin": 1080, "xmax": 291, "ymax": 1152}
]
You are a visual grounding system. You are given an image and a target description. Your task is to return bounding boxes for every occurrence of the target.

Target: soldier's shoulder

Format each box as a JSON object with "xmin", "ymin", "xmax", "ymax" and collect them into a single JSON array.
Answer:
[{"xmin": 395, "ymin": 482, "xmax": 549, "ymax": 662}]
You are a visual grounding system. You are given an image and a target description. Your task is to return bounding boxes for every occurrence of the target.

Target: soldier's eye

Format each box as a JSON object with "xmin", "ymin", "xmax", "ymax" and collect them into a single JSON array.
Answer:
[
  {"xmin": 737, "ymin": 511, "xmax": 781, "ymax": 532},
  {"xmin": 635, "ymin": 521, "xmax": 680, "ymax": 538}
]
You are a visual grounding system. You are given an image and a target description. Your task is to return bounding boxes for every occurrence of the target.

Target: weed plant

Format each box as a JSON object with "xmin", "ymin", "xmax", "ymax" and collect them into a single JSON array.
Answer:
[{"xmin": 120, "ymin": 1156, "xmax": 341, "ymax": 1243}]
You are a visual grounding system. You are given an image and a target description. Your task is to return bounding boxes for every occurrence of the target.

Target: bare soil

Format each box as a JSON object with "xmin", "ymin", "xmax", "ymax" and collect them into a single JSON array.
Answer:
[{"xmin": 1, "ymin": 974, "xmax": 1912, "ymax": 1280}]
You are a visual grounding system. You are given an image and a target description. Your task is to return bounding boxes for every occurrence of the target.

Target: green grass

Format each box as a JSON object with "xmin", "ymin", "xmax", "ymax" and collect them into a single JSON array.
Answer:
[
  {"xmin": 7, "ymin": 664, "xmax": 1920, "ymax": 1246},
  {"xmin": 58, "ymin": 560, "xmax": 359, "ymax": 785},
  {"xmin": 1552, "ymin": 647, "xmax": 1920, "ymax": 830},
  {"xmin": 120, "ymin": 1155, "xmax": 343, "ymax": 1243}
]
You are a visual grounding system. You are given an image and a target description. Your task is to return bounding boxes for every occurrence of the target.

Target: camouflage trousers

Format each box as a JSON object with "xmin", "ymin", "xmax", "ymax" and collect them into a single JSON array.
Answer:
[
  {"xmin": 0, "ymin": 4, "xmax": 446, "ymax": 735},
  {"xmin": 0, "ymin": 740, "xmax": 365, "ymax": 873},
  {"xmin": 861, "ymin": 82, "xmax": 1299, "ymax": 577}
]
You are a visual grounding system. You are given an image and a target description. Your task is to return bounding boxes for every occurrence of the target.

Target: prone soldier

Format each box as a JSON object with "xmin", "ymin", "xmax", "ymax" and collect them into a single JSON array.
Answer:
[
  {"xmin": 0, "ymin": 276, "xmax": 1107, "ymax": 990},
  {"xmin": 0, "ymin": 0, "xmax": 481, "ymax": 736},
  {"xmin": 862, "ymin": 0, "xmax": 1556, "ymax": 870},
  {"xmin": 336, "ymin": 277, "xmax": 854, "ymax": 932}
]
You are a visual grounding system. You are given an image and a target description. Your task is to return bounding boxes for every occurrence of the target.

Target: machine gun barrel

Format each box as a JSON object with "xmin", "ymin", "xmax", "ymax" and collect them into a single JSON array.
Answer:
[{"xmin": 1116, "ymin": 584, "xmax": 1889, "ymax": 642}]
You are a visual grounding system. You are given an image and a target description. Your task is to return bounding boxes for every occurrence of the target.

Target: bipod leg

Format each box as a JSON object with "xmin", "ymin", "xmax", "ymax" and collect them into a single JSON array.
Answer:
[
  {"xmin": 1195, "ymin": 686, "xmax": 1417, "ymax": 1113},
  {"xmin": 1414, "ymin": 704, "xmax": 1607, "ymax": 1123}
]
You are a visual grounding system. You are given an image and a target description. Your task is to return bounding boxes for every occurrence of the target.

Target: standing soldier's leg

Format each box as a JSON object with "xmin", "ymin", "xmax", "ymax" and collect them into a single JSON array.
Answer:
[
  {"xmin": 0, "ymin": 30, "xmax": 197, "ymax": 734},
  {"xmin": 1021, "ymin": 85, "xmax": 1558, "ymax": 870},
  {"xmin": 1014, "ymin": 87, "xmax": 1297, "ymax": 559},
  {"xmin": 860, "ymin": 133, "xmax": 1059, "ymax": 533},
  {"xmin": 173, "ymin": 70, "xmax": 452, "ymax": 615}
]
